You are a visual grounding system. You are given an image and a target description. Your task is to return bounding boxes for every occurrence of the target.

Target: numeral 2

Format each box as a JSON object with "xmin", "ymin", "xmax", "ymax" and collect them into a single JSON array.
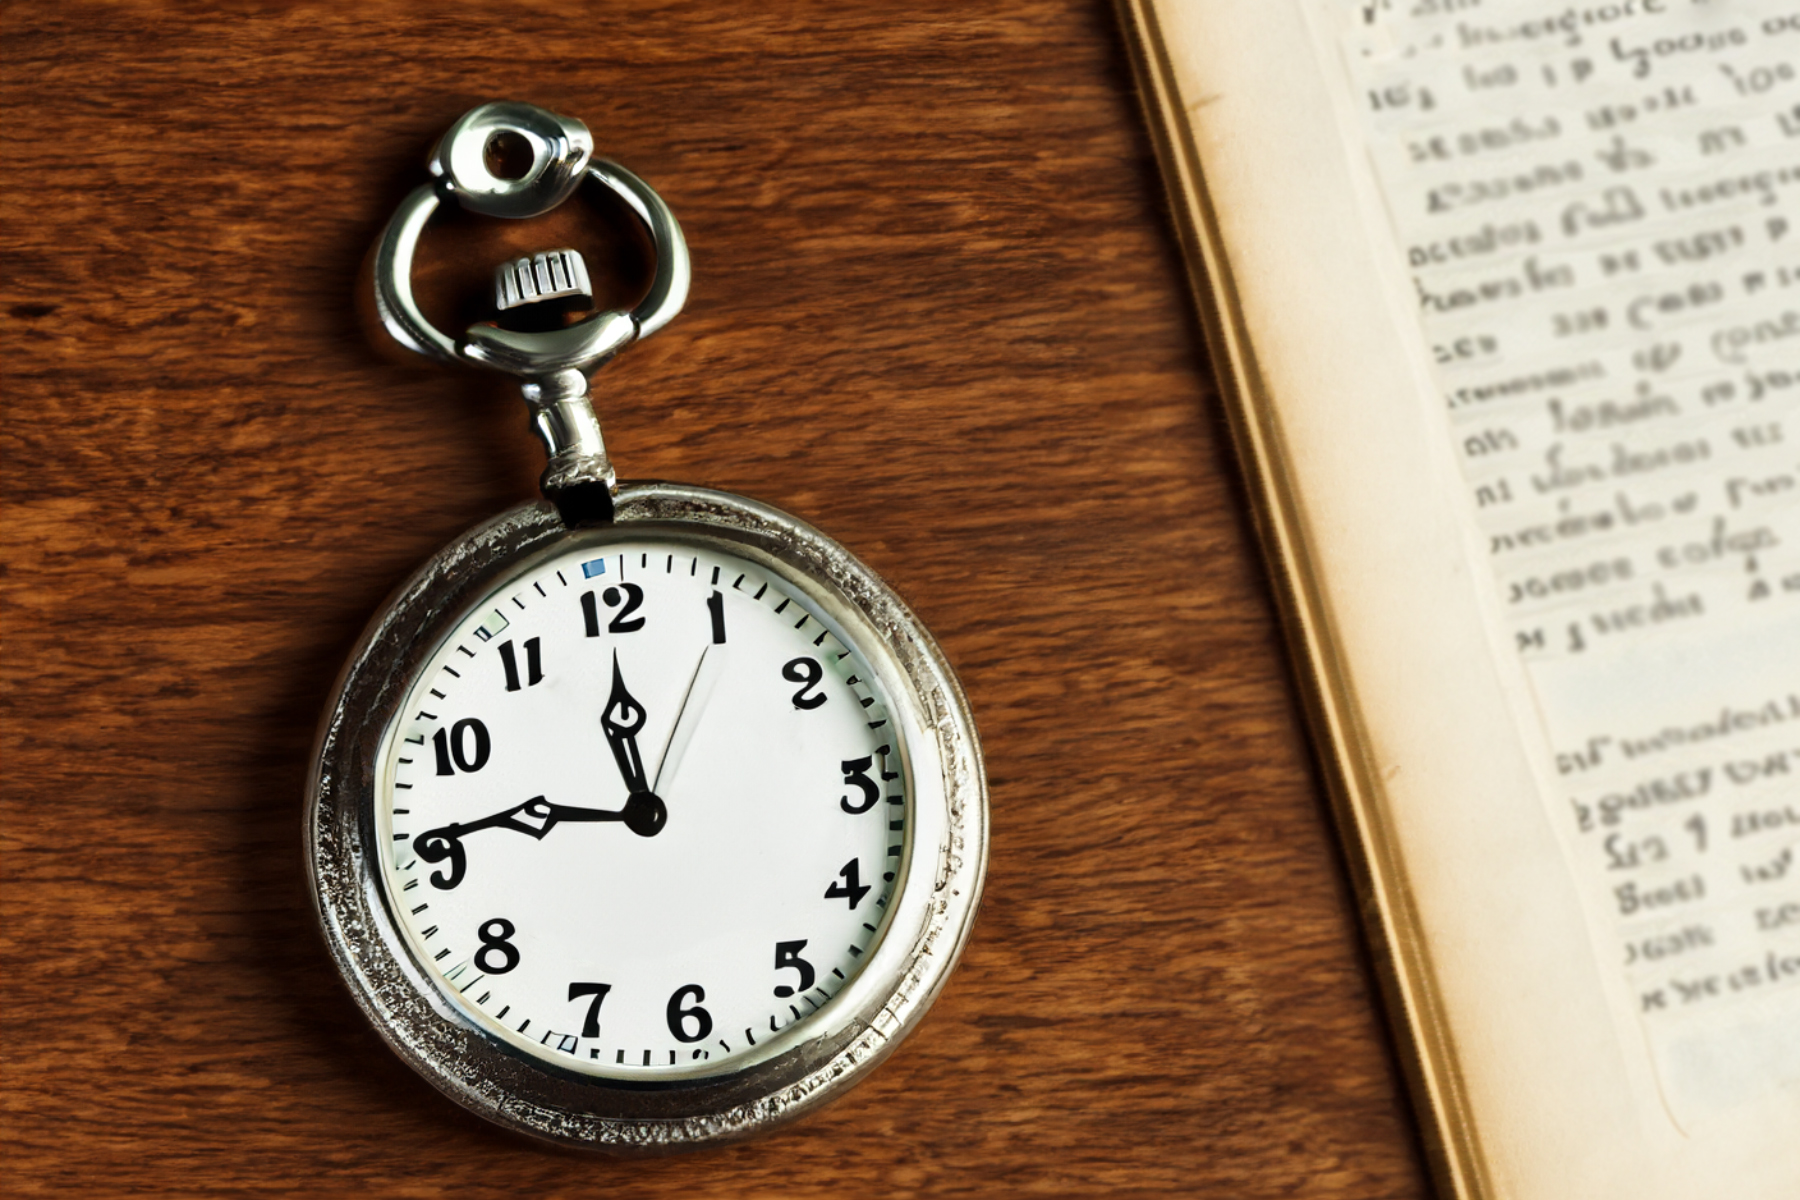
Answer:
[
  {"xmin": 783, "ymin": 656, "xmax": 827, "ymax": 710},
  {"xmin": 498, "ymin": 637, "xmax": 542, "ymax": 691}
]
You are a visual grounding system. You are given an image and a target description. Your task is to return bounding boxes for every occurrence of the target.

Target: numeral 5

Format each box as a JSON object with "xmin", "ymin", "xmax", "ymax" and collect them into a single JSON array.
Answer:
[{"xmin": 773, "ymin": 940, "xmax": 815, "ymax": 997}]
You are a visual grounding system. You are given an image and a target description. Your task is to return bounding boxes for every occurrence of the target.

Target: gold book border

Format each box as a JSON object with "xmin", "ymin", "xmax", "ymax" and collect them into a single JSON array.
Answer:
[{"xmin": 1113, "ymin": 3, "xmax": 1494, "ymax": 1196}]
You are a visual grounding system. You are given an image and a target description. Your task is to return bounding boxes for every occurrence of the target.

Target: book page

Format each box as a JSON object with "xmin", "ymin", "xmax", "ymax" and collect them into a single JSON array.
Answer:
[
  {"xmin": 1310, "ymin": 0, "xmax": 1799, "ymax": 1128},
  {"xmin": 1127, "ymin": 0, "xmax": 1800, "ymax": 1192}
]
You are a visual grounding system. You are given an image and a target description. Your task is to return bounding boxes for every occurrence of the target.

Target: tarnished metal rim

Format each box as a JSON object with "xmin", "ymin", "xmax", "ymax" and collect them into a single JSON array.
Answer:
[{"xmin": 305, "ymin": 483, "xmax": 987, "ymax": 1152}]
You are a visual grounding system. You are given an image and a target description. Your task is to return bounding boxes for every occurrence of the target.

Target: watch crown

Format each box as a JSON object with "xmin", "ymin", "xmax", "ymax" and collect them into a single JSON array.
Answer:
[{"xmin": 494, "ymin": 248, "xmax": 592, "ymax": 312}]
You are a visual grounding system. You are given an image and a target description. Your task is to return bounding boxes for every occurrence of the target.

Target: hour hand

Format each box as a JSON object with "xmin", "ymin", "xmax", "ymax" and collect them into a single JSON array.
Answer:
[{"xmin": 600, "ymin": 651, "xmax": 648, "ymax": 793}]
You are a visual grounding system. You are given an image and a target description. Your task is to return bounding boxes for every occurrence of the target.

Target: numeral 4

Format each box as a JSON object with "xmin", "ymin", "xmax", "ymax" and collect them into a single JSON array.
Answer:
[{"xmin": 825, "ymin": 858, "xmax": 871, "ymax": 909}]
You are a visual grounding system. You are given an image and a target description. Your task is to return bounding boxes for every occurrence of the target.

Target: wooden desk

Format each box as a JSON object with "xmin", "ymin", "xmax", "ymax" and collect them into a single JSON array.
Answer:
[{"xmin": 2, "ymin": 2, "xmax": 1429, "ymax": 1193}]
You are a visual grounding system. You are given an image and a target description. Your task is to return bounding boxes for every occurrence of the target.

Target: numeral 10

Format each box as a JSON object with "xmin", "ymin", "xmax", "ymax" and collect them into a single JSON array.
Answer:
[{"xmin": 434, "ymin": 718, "xmax": 491, "ymax": 775}]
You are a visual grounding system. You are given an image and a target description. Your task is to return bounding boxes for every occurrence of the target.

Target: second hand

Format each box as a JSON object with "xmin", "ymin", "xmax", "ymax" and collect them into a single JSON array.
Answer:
[{"xmin": 653, "ymin": 644, "xmax": 726, "ymax": 794}]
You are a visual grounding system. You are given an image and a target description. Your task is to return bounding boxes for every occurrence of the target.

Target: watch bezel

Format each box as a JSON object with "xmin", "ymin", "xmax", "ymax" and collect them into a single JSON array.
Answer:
[{"xmin": 306, "ymin": 483, "xmax": 987, "ymax": 1151}]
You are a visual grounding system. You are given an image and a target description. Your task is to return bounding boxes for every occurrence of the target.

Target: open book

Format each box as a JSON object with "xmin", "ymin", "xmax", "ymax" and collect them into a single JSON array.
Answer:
[{"xmin": 1117, "ymin": 1, "xmax": 1800, "ymax": 1195}]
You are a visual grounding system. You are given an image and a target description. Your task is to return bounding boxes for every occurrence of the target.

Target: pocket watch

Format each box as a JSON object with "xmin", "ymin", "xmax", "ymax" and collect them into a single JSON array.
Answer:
[{"xmin": 305, "ymin": 102, "xmax": 988, "ymax": 1151}]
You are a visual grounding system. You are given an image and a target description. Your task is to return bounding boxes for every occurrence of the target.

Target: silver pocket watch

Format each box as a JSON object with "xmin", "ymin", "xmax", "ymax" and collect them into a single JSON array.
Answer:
[{"xmin": 305, "ymin": 102, "xmax": 988, "ymax": 1151}]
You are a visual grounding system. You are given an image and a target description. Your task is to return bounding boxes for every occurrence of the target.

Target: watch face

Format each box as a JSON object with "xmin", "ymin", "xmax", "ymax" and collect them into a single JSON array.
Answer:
[{"xmin": 375, "ymin": 536, "xmax": 908, "ymax": 1079}]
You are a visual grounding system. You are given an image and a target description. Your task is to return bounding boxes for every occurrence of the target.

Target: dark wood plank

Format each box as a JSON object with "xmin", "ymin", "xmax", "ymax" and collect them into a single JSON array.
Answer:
[{"xmin": 0, "ymin": 2, "xmax": 1429, "ymax": 1194}]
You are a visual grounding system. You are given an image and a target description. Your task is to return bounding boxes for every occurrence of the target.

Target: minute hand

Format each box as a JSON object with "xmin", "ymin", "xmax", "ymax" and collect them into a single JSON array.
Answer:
[
  {"xmin": 414, "ymin": 792, "xmax": 663, "ymax": 891},
  {"xmin": 600, "ymin": 651, "xmax": 649, "ymax": 794}
]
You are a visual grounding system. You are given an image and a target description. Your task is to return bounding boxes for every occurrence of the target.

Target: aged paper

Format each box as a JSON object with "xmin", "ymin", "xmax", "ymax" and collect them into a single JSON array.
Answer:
[
  {"xmin": 1313, "ymin": 0, "xmax": 1800, "ymax": 1124},
  {"xmin": 1127, "ymin": 0, "xmax": 1800, "ymax": 1192}
]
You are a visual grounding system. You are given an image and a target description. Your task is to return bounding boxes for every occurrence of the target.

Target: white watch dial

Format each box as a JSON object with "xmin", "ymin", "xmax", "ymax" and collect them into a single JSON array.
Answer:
[{"xmin": 376, "ymin": 539, "xmax": 907, "ymax": 1078}]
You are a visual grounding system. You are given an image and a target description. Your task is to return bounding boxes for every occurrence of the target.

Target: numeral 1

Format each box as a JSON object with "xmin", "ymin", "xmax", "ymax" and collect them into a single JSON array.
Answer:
[
  {"xmin": 498, "ymin": 637, "xmax": 542, "ymax": 691},
  {"xmin": 707, "ymin": 590, "xmax": 726, "ymax": 644}
]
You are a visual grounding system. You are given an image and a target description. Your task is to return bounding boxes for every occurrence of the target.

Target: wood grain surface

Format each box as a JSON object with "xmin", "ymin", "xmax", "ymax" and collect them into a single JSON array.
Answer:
[{"xmin": 1, "ymin": 2, "xmax": 1430, "ymax": 1195}]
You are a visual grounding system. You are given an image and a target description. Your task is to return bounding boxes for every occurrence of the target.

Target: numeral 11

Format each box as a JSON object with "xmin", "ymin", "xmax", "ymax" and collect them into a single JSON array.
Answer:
[{"xmin": 499, "ymin": 637, "xmax": 543, "ymax": 691}]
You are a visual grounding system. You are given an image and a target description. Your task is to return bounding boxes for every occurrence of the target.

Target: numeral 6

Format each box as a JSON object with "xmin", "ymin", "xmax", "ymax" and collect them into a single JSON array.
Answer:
[{"xmin": 666, "ymin": 984, "xmax": 712, "ymax": 1043}]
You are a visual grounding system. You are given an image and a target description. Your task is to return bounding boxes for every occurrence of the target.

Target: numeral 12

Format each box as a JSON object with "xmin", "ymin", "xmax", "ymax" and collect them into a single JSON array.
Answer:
[{"xmin": 583, "ymin": 584, "xmax": 645, "ymax": 636}]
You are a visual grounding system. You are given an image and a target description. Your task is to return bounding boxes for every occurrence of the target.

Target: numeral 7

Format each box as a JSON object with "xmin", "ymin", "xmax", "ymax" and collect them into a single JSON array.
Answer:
[{"xmin": 567, "ymin": 982, "xmax": 612, "ymax": 1037}]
